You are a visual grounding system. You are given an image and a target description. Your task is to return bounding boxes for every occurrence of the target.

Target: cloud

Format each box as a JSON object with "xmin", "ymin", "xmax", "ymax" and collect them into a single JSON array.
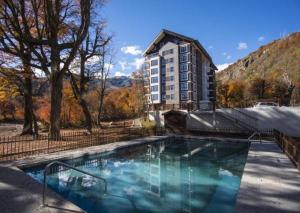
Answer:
[
  {"xmin": 258, "ymin": 36, "xmax": 265, "ymax": 42},
  {"xmin": 216, "ymin": 63, "xmax": 232, "ymax": 72},
  {"xmin": 119, "ymin": 61, "xmax": 130, "ymax": 71},
  {"xmin": 208, "ymin": 45, "xmax": 213, "ymax": 49},
  {"xmin": 121, "ymin": 45, "xmax": 142, "ymax": 55},
  {"xmin": 114, "ymin": 71, "xmax": 130, "ymax": 77},
  {"xmin": 104, "ymin": 63, "xmax": 114, "ymax": 70},
  {"xmin": 226, "ymin": 55, "xmax": 232, "ymax": 60},
  {"xmin": 237, "ymin": 42, "xmax": 248, "ymax": 50},
  {"xmin": 222, "ymin": 52, "xmax": 231, "ymax": 60},
  {"xmin": 130, "ymin": 57, "xmax": 144, "ymax": 70}
]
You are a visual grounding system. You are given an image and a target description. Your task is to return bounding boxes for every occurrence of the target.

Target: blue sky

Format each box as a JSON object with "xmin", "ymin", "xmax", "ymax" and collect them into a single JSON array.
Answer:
[{"xmin": 102, "ymin": 0, "xmax": 300, "ymax": 76}]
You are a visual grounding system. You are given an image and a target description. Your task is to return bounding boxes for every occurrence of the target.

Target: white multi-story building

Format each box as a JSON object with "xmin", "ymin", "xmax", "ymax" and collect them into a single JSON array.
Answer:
[{"xmin": 143, "ymin": 29, "xmax": 217, "ymax": 110}]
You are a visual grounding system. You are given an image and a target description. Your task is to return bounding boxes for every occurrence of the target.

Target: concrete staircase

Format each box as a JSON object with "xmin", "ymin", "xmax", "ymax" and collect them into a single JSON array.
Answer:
[{"xmin": 186, "ymin": 111, "xmax": 248, "ymax": 133}]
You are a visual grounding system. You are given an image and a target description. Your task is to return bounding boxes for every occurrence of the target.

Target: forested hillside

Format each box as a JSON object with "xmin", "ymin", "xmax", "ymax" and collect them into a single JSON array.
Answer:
[{"xmin": 217, "ymin": 32, "xmax": 300, "ymax": 107}]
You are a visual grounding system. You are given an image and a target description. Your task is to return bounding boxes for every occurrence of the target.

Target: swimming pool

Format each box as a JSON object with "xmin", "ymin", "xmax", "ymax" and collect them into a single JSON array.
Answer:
[{"xmin": 24, "ymin": 137, "xmax": 249, "ymax": 213}]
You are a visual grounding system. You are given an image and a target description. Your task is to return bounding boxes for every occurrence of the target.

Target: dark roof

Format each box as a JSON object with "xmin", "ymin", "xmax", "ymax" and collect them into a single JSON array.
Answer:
[{"xmin": 144, "ymin": 29, "xmax": 217, "ymax": 70}]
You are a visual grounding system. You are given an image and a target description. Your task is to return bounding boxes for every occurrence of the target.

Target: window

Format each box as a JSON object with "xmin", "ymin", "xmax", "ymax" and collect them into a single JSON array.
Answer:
[
  {"xmin": 151, "ymin": 59, "xmax": 158, "ymax": 66},
  {"xmin": 162, "ymin": 49, "xmax": 174, "ymax": 56},
  {"xmin": 151, "ymin": 68, "xmax": 158, "ymax": 75},
  {"xmin": 180, "ymin": 54, "xmax": 188, "ymax": 62},
  {"xmin": 166, "ymin": 95, "xmax": 170, "ymax": 100},
  {"xmin": 151, "ymin": 77, "xmax": 158, "ymax": 83},
  {"xmin": 170, "ymin": 94, "xmax": 175, "ymax": 100},
  {"xmin": 164, "ymin": 58, "xmax": 173, "ymax": 64},
  {"xmin": 151, "ymin": 85, "xmax": 158, "ymax": 92},
  {"xmin": 181, "ymin": 82, "xmax": 188, "ymax": 91},
  {"xmin": 161, "ymin": 66, "xmax": 166, "ymax": 75},
  {"xmin": 161, "ymin": 85, "xmax": 166, "ymax": 92},
  {"xmin": 166, "ymin": 76, "xmax": 174, "ymax": 81},
  {"xmin": 162, "ymin": 94, "xmax": 166, "ymax": 100},
  {"xmin": 161, "ymin": 76, "xmax": 166, "ymax": 83},
  {"xmin": 166, "ymin": 85, "xmax": 175, "ymax": 91},
  {"xmin": 144, "ymin": 62, "xmax": 150, "ymax": 69},
  {"xmin": 180, "ymin": 64, "xmax": 188, "ymax": 72},
  {"xmin": 180, "ymin": 46, "xmax": 187, "ymax": 53},
  {"xmin": 181, "ymin": 92, "xmax": 188, "ymax": 100},
  {"xmin": 151, "ymin": 94, "xmax": 159, "ymax": 101},
  {"xmin": 169, "ymin": 67, "xmax": 174, "ymax": 72},
  {"xmin": 180, "ymin": 73, "xmax": 188, "ymax": 81}
]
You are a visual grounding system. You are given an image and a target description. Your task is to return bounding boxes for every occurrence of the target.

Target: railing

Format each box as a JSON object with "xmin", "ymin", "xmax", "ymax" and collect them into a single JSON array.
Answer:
[
  {"xmin": 0, "ymin": 127, "xmax": 162, "ymax": 161},
  {"xmin": 43, "ymin": 161, "xmax": 137, "ymax": 210},
  {"xmin": 43, "ymin": 161, "xmax": 107, "ymax": 207},
  {"xmin": 219, "ymin": 108, "xmax": 259, "ymax": 132},
  {"xmin": 274, "ymin": 129, "xmax": 300, "ymax": 170}
]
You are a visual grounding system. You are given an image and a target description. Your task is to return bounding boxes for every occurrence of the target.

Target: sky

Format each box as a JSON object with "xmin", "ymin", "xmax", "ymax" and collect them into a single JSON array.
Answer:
[{"xmin": 101, "ymin": 0, "xmax": 300, "ymax": 76}]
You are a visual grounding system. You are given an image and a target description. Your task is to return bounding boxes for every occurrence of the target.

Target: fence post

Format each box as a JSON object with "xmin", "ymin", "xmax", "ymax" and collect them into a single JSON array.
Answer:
[{"xmin": 47, "ymin": 133, "xmax": 50, "ymax": 153}]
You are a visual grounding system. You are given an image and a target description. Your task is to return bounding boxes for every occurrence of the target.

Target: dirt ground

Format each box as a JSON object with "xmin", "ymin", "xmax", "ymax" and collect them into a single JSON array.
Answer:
[{"xmin": 0, "ymin": 123, "xmax": 23, "ymax": 137}]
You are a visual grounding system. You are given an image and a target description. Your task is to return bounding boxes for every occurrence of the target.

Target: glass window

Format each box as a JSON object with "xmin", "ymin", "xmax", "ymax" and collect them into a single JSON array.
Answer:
[
  {"xmin": 151, "ymin": 77, "xmax": 158, "ymax": 83},
  {"xmin": 162, "ymin": 49, "xmax": 174, "ymax": 56},
  {"xmin": 151, "ymin": 85, "xmax": 158, "ymax": 92},
  {"xmin": 181, "ymin": 92, "xmax": 188, "ymax": 100},
  {"xmin": 151, "ymin": 59, "xmax": 158, "ymax": 66},
  {"xmin": 180, "ymin": 73, "xmax": 188, "ymax": 81},
  {"xmin": 169, "ymin": 67, "xmax": 174, "ymax": 72},
  {"xmin": 180, "ymin": 64, "xmax": 188, "ymax": 72},
  {"xmin": 171, "ymin": 94, "xmax": 175, "ymax": 100},
  {"xmin": 151, "ymin": 94, "xmax": 159, "ymax": 101},
  {"xmin": 151, "ymin": 68, "xmax": 158, "ymax": 75},
  {"xmin": 180, "ymin": 46, "xmax": 187, "ymax": 53},
  {"xmin": 166, "ymin": 85, "xmax": 175, "ymax": 91},
  {"xmin": 181, "ymin": 82, "xmax": 188, "ymax": 90},
  {"xmin": 161, "ymin": 66, "xmax": 166, "ymax": 75},
  {"xmin": 180, "ymin": 54, "xmax": 188, "ymax": 62}
]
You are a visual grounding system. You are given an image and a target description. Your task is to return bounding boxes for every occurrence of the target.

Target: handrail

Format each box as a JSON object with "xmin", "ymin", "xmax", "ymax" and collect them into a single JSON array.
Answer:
[
  {"xmin": 234, "ymin": 108, "xmax": 259, "ymax": 121},
  {"xmin": 43, "ymin": 161, "xmax": 137, "ymax": 210},
  {"xmin": 219, "ymin": 108, "xmax": 259, "ymax": 132},
  {"xmin": 43, "ymin": 161, "xmax": 107, "ymax": 207},
  {"xmin": 248, "ymin": 131, "xmax": 261, "ymax": 142}
]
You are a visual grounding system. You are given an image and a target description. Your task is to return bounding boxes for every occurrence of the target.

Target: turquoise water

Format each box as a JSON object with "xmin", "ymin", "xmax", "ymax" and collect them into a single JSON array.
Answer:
[{"xmin": 24, "ymin": 138, "xmax": 249, "ymax": 213}]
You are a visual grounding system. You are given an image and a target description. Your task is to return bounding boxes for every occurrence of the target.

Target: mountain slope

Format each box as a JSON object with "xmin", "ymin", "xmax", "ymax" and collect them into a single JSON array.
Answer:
[{"xmin": 218, "ymin": 32, "xmax": 300, "ymax": 84}]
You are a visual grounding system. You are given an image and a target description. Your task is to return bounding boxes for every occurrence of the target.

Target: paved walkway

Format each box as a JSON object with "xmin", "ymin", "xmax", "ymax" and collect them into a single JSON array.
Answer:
[{"xmin": 235, "ymin": 141, "xmax": 300, "ymax": 213}]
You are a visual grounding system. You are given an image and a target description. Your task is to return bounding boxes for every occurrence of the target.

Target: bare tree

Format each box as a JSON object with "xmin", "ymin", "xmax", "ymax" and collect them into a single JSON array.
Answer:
[
  {"xmin": 68, "ymin": 24, "xmax": 112, "ymax": 133},
  {"xmin": 97, "ymin": 45, "xmax": 113, "ymax": 125}
]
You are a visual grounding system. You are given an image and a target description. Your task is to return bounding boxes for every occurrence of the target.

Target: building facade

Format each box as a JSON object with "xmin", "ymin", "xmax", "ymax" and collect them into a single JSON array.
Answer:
[{"xmin": 143, "ymin": 29, "xmax": 217, "ymax": 111}]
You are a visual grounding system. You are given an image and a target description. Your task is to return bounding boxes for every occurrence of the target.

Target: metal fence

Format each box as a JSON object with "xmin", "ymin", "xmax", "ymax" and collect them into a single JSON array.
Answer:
[
  {"xmin": 0, "ymin": 127, "xmax": 165, "ymax": 162},
  {"xmin": 274, "ymin": 129, "xmax": 300, "ymax": 170}
]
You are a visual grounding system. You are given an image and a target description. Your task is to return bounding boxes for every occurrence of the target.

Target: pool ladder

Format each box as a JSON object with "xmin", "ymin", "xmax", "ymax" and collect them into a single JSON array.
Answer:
[{"xmin": 43, "ymin": 161, "xmax": 136, "ymax": 210}]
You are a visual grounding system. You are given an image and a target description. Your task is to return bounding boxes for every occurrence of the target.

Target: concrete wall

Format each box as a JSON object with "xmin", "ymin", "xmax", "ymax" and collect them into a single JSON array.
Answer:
[{"xmin": 222, "ymin": 107, "xmax": 300, "ymax": 137}]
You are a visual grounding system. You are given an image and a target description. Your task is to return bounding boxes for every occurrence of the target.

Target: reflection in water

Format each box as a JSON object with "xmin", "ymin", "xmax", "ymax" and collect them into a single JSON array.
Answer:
[{"xmin": 25, "ymin": 138, "xmax": 248, "ymax": 213}]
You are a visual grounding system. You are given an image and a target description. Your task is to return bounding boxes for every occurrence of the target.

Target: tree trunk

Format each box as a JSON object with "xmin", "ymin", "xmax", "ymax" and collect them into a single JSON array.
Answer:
[
  {"xmin": 21, "ymin": 61, "xmax": 37, "ymax": 135},
  {"xmin": 79, "ymin": 99, "xmax": 92, "ymax": 133},
  {"xmin": 49, "ymin": 72, "xmax": 63, "ymax": 139},
  {"xmin": 69, "ymin": 71, "xmax": 93, "ymax": 133},
  {"xmin": 97, "ymin": 90, "xmax": 105, "ymax": 126}
]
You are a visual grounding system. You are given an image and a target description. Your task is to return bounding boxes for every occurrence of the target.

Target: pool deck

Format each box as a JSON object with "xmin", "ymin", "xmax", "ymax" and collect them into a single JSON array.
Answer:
[
  {"xmin": 0, "ymin": 136, "xmax": 168, "ymax": 213},
  {"xmin": 235, "ymin": 140, "xmax": 300, "ymax": 213},
  {"xmin": 1, "ymin": 136, "xmax": 300, "ymax": 212}
]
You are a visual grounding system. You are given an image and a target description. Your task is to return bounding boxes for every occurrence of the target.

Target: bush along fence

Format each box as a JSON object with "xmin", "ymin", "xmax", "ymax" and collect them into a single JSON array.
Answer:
[
  {"xmin": 274, "ymin": 129, "xmax": 300, "ymax": 170},
  {"xmin": 0, "ymin": 127, "xmax": 166, "ymax": 162}
]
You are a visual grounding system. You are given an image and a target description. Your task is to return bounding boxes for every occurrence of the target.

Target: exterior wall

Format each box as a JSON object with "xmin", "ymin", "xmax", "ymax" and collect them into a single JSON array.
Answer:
[{"xmin": 159, "ymin": 42, "xmax": 180, "ymax": 105}]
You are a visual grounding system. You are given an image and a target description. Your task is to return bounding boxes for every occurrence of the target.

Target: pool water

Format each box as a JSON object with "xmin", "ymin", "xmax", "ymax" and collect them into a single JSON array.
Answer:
[{"xmin": 24, "ymin": 137, "xmax": 249, "ymax": 213}]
